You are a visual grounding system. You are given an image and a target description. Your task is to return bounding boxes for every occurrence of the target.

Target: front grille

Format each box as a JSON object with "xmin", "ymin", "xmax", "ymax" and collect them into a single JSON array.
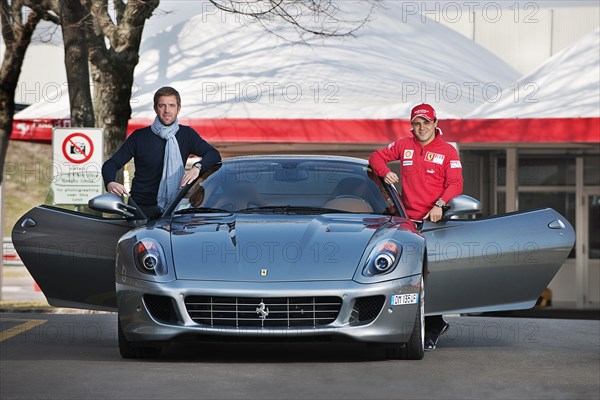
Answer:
[
  {"xmin": 349, "ymin": 295, "xmax": 385, "ymax": 324},
  {"xmin": 185, "ymin": 296, "xmax": 342, "ymax": 328},
  {"xmin": 144, "ymin": 294, "xmax": 180, "ymax": 324}
]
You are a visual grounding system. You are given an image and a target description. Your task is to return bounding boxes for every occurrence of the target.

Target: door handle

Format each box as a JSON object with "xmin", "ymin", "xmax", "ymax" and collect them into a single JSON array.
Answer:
[
  {"xmin": 21, "ymin": 218, "xmax": 37, "ymax": 228},
  {"xmin": 548, "ymin": 219, "xmax": 566, "ymax": 229}
]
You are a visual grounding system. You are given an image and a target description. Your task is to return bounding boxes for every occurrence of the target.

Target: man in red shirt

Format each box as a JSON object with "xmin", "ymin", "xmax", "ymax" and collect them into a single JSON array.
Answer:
[
  {"xmin": 369, "ymin": 103, "xmax": 463, "ymax": 222},
  {"xmin": 369, "ymin": 103, "xmax": 463, "ymax": 350}
]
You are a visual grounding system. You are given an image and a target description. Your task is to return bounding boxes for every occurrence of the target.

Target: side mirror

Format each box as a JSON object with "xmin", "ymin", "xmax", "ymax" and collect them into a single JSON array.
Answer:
[
  {"xmin": 88, "ymin": 194, "xmax": 137, "ymax": 218},
  {"xmin": 444, "ymin": 195, "xmax": 481, "ymax": 219}
]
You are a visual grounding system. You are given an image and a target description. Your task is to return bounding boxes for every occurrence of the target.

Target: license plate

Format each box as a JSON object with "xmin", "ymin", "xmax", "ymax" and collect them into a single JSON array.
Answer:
[{"xmin": 390, "ymin": 293, "xmax": 418, "ymax": 306}]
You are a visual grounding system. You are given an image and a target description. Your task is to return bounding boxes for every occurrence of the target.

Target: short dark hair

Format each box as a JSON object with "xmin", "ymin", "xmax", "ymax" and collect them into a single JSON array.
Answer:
[{"xmin": 153, "ymin": 86, "xmax": 181, "ymax": 108}]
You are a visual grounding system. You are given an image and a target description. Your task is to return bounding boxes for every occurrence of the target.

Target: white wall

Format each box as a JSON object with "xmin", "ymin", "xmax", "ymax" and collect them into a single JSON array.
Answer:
[{"xmin": 430, "ymin": 2, "xmax": 600, "ymax": 74}]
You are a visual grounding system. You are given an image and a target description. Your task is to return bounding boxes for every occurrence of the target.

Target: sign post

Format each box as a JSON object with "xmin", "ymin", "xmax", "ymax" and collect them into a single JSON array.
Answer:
[{"xmin": 52, "ymin": 128, "xmax": 104, "ymax": 205}]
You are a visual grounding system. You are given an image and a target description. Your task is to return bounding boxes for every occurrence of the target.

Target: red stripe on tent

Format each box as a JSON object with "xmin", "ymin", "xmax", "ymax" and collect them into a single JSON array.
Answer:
[
  {"xmin": 127, "ymin": 118, "xmax": 409, "ymax": 143},
  {"xmin": 11, "ymin": 117, "xmax": 600, "ymax": 144},
  {"xmin": 11, "ymin": 119, "xmax": 71, "ymax": 143},
  {"xmin": 440, "ymin": 118, "xmax": 600, "ymax": 143}
]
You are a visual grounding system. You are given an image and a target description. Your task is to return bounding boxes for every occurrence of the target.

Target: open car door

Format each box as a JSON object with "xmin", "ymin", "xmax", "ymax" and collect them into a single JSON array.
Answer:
[
  {"xmin": 421, "ymin": 197, "xmax": 575, "ymax": 315},
  {"xmin": 12, "ymin": 198, "xmax": 143, "ymax": 311}
]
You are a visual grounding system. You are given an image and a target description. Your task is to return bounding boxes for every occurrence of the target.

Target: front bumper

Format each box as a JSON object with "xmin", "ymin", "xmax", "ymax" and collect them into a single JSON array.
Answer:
[{"xmin": 116, "ymin": 274, "xmax": 421, "ymax": 344}]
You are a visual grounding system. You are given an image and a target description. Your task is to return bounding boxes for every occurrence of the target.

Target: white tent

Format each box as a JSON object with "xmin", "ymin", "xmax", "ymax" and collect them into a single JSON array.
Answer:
[
  {"xmin": 14, "ymin": 0, "xmax": 520, "ymax": 122},
  {"xmin": 468, "ymin": 28, "xmax": 600, "ymax": 118}
]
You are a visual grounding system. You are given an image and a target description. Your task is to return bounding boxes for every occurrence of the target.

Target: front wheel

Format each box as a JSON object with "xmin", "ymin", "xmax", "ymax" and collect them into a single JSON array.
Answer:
[
  {"xmin": 404, "ymin": 275, "xmax": 425, "ymax": 359},
  {"xmin": 385, "ymin": 275, "xmax": 425, "ymax": 360}
]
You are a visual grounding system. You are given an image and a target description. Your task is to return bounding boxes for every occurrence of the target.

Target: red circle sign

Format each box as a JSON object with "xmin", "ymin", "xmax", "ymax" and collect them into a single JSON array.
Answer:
[{"xmin": 62, "ymin": 133, "xmax": 94, "ymax": 164}]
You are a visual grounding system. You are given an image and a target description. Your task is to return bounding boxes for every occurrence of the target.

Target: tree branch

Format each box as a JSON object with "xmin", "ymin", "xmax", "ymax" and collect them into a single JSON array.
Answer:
[
  {"xmin": 208, "ymin": 0, "xmax": 380, "ymax": 38},
  {"xmin": 23, "ymin": 0, "xmax": 60, "ymax": 23},
  {"xmin": 0, "ymin": 0, "xmax": 16, "ymax": 45},
  {"xmin": 113, "ymin": 0, "xmax": 126, "ymax": 23},
  {"xmin": 85, "ymin": 0, "xmax": 158, "ymax": 52}
]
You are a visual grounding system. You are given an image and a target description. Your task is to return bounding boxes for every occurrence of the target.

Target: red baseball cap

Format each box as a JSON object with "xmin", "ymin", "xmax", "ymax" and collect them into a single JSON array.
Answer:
[{"xmin": 410, "ymin": 104, "xmax": 436, "ymax": 122}]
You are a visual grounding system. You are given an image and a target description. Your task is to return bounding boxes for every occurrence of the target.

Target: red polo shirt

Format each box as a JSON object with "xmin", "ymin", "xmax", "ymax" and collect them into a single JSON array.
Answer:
[{"xmin": 369, "ymin": 131, "xmax": 463, "ymax": 220}]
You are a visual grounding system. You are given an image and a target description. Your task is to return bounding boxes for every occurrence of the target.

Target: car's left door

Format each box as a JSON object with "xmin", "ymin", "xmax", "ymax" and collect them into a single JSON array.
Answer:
[{"xmin": 12, "ymin": 206, "xmax": 141, "ymax": 311}]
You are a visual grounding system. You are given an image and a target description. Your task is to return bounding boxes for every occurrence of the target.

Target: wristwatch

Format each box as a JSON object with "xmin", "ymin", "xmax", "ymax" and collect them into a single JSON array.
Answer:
[
  {"xmin": 434, "ymin": 199, "xmax": 445, "ymax": 208},
  {"xmin": 193, "ymin": 162, "xmax": 202, "ymax": 171}
]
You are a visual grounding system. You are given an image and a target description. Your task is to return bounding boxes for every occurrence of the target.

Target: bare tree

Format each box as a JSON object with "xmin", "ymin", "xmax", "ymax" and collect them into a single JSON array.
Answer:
[{"xmin": 0, "ymin": 0, "xmax": 59, "ymax": 183}]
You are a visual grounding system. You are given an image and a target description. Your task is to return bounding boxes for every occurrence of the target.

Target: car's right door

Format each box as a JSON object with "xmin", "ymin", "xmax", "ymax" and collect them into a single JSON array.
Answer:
[{"xmin": 421, "ymin": 208, "xmax": 575, "ymax": 315}]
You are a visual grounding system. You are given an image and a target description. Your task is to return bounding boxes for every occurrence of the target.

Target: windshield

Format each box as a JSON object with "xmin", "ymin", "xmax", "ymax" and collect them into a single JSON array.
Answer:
[{"xmin": 175, "ymin": 158, "xmax": 402, "ymax": 216}]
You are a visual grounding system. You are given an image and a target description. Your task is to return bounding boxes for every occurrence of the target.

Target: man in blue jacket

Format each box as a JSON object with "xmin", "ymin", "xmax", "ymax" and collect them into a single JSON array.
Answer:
[{"xmin": 102, "ymin": 86, "xmax": 221, "ymax": 219}]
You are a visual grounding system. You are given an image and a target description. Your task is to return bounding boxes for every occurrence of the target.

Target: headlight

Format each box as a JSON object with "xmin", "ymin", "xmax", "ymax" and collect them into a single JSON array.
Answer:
[
  {"xmin": 133, "ymin": 239, "xmax": 168, "ymax": 276},
  {"xmin": 362, "ymin": 240, "xmax": 402, "ymax": 276}
]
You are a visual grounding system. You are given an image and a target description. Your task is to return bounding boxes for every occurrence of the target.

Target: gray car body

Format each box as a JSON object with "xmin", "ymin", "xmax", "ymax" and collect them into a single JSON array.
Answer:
[{"xmin": 13, "ymin": 155, "xmax": 575, "ymax": 353}]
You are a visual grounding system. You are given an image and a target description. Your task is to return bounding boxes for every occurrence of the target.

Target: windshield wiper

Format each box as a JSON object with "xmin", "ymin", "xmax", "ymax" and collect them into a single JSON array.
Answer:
[
  {"xmin": 175, "ymin": 207, "xmax": 232, "ymax": 214},
  {"xmin": 236, "ymin": 205, "xmax": 352, "ymax": 214}
]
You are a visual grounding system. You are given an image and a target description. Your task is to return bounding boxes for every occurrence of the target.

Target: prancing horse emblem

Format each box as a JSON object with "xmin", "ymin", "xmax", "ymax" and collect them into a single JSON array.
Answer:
[{"xmin": 256, "ymin": 301, "xmax": 269, "ymax": 320}]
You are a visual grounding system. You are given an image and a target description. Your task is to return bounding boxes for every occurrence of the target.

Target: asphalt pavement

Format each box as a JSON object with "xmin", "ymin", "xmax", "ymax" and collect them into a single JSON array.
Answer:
[{"xmin": 1, "ymin": 313, "xmax": 599, "ymax": 399}]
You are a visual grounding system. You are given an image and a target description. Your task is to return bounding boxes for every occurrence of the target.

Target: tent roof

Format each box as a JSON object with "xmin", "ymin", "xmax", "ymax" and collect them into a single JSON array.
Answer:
[
  {"xmin": 468, "ymin": 28, "xmax": 600, "ymax": 118},
  {"xmin": 14, "ymin": 0, "xmax": 519, "ymax": 121},
  {"xmin": 10, "ymin": 1, "xmax": 599, "ymax": 145}
]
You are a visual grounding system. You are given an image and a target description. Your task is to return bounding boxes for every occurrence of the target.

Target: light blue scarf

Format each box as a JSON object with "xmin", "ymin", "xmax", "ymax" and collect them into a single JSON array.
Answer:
[{"xmin": 151, "ymin": 116, "xmax": 184, "ymax": 210}]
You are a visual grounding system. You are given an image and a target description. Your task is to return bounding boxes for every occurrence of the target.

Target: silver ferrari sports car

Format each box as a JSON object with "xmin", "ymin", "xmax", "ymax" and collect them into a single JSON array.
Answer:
[{"xmin": 12, "ymin": 155, "xmax": 575, "ymax": 359}]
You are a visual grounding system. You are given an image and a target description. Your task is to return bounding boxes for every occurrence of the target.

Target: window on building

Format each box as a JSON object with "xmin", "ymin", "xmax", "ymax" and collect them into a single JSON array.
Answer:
[
  {"xmin": 590, "ymin": 195, "xmax": 600, "ymax": 259},
  {"xmin": 497, "ymin": 156, "xmax": 577, "ymax": 187},
  {"xmin": 518, "ymin": 157, "xmax": 575, "ymax": 186},
  {"xmin": 584, "ymin": 156, "xmax": 600, "ymax": 186}
]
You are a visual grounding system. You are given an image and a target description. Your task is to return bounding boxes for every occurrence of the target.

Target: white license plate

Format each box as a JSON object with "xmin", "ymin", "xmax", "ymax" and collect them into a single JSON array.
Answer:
[{"xmin": 390, "ymin": 293, "xmax": 418, "ymax": 306}]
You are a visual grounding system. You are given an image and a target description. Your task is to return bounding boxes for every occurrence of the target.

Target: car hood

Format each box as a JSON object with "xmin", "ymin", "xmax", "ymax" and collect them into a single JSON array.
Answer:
[{"xmin": 168, "ymin": 214, "xmax": 397, "ymax": 282}]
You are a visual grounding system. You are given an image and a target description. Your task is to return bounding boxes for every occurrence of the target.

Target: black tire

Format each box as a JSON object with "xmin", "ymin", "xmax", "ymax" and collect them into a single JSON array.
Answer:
[
  {"xmin": 404, "ymin": 276, "xmax": 425, "ymax": 360},
  {"xmin": 385, "ymin": 275, "xmax": 425, "ymax": 360},
  {"xmin": 118, "ymin": 318, "xmax": 161, "ymax": 359}
]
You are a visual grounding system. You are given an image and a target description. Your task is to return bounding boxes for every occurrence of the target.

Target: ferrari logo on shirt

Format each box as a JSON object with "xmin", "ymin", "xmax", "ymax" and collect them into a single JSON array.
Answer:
[
  {"xmin": 425, "ymin": 152, "xmax": 445, "ymax": 165},
  {"xmin": 404, "ymin": 149, "xmax": 414, "ymax": 159}
]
